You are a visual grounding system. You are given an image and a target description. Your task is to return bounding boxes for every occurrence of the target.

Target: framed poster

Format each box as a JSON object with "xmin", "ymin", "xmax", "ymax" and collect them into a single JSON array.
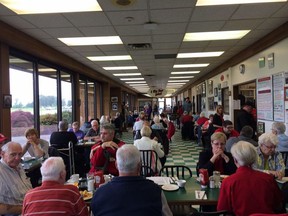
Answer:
[
  {"xmin": 3, "ymin": 94, "xmax": 12, "ymax": 108},
  {"xmin": 257, "ymin": 122, "xmax": 265, "ymax": 134},
  {"xmin": 111, "ymin": 97, "xmax": 118, "ymax": 103},
  {"xmin": 112, "ymin": 103, "xmax": 118, "ymax": 111}
]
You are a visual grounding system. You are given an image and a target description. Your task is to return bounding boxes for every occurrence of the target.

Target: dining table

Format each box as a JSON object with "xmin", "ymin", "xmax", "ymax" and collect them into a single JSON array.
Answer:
[{"xmin": 162, "ymin": 177, "xmax": 220, "ymax": 206}]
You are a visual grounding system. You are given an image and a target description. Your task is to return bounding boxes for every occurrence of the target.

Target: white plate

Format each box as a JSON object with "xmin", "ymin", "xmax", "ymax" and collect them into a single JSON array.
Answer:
[{"xmin": 161, "ymin": 184, "xmax": 179, "ymax": 191}]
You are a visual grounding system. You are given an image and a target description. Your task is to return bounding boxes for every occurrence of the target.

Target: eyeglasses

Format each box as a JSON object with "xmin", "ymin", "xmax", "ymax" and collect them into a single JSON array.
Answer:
[{"xmin": 263, "ymin": 144, "xmax": 276, "ymax": 150}]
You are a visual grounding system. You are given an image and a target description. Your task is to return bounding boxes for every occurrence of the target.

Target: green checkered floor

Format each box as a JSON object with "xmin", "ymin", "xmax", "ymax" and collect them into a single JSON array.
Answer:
[{"xmin": 121, "ymin": 129, "xmax": 203, "ymax": 177}]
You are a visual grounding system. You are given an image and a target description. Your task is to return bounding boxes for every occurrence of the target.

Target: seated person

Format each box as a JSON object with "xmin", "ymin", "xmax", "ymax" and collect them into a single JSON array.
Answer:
[
  {"xmin": 133, "ymin": 111, "xmax": 145, "ymax": 140},
  {"xmin": 22, "ymin": 157, "xmax": 88, "ymax": 216},
  {"xmin": 134, "ymin": 126, "xmax": 165, "ymax": 172},
  {"xmin": 50, "ymin": 120, "xmax": 78, "ymax": 149},
  {"xmin": 198, "ymin": 132, "xmax": 237, "ymax": 176},
  {"xmin": 91, "ymin": 145, "xmax": 172, "ymax": 216},
  {"xmin": 226, "ymin": 125, "xmax": 258, "ymax": 152},
  {"xmin": 0, "ymin": 142, "xmax": 32, "ymax": 215},
  {"xmin": 68, "ymin": 121, "xmax": 85, "ymax": 141},
  {"xmin": 218, "ymin": 141, "xmax": 284, "ymax": 216},
  {"xmin": 112, "ymin": 112, "xmax": 123, "ymax": 137},
  {"xmin": 22, "ymin": 128, "xmax": 49, "ymax": 187},
  {"xmin": 253, "ymin": 132, "xmax": 285, "ymax": 180},
  {"xmin": 90, "ymin": 123, "xmax": 125, "ymax": 176},
  {"xmin": 272, "ymin": 122, "xmax": 288, "ymax": 152},
  {"xmin": 214, "ymin": 120, "xmax": 239, "ymax": 140},
  {"xmin": 195, "ymin": 112, "xmax": 209, "ymax": 146},
  {"xmin": 84, "ymin": 120, "xmax": 101, "ymax": 142},
  {"xmin": 151, "ymin": 115, "xmax": 165, "ymax": 130},
  {"xmin": 22, "ymin": 128, "xmax": 49, "ymax": 159}
]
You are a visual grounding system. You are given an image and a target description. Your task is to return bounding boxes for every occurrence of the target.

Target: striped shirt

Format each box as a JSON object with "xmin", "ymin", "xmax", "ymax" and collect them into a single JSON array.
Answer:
[
  {"xmin": 0, "ymin": 159, "xmax": 32, "ymax": 205},
  {"xmin": 22, "ymin": 181, "xmax": 88, "ymax": 216}
]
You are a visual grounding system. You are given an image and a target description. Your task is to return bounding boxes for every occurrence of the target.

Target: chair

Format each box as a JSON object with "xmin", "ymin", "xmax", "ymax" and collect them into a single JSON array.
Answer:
[
  {"xmin": 140, "ymin": 165, "xmax": 154, "ymax": 177},
  {"xmin": 280, "ymin": 151, "xmax": 288, "ymax": 176},
  {"xmin": 49, "ymin": 142, "xmax": 75, "ymax": 178},
  {"xmin": 140, "ymin": 150, "xmax": 159, "ymax": 175},
  {"xmin": 160, "ymin": 165, "xmax": 192, "ymax": 179},
  {"xmin": 189, "ymin": 210, "xmax": 229, "ymax": 216}
]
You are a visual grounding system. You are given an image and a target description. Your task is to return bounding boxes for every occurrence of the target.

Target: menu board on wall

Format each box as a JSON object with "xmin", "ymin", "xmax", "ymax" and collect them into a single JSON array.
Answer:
[
  {"xmin": 257, "ymin": 76, "xmax": 273, "ymax": 120},
  {"xmin": 273, "ymin": 72, "xmax": 285, "ymax": 122}
]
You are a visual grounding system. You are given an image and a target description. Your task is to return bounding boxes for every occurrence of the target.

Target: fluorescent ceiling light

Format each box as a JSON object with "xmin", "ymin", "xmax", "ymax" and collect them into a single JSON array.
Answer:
[
  {"xmin": 113, "ymin": 73, "xmax": 141, "ymax": 76},
  {"xmin": 171, "ymin": 71, "xmax": 200, "ymax": 74},
  {"xmin": 184, "ymin": 30, "xmax": 250, "ymax": 41},
  {"xmin": 38, "ymin": 68, "xmax": 57, "ymax": 72},
  {"xmin": 59, "ymin": 36, "xmax": 122, "ymax": 46},
  {"xmin": 143, "ymin": 94, "xmax": 152, "ymax": 97},
  {"xmin": 196, "ymin": 0, "xmax": 286, "ymax": 6},
  {"xmin": 177, "ymin": 52, "xmax": 224, "ymax": 58},
  {"xmin": 168, "ymin": 80, "xmax": 189, "ymax": 82},
  {"xmin": 174, "ymin": 64, "xmax": 209, "ymax": 68},
  {"xmin": 164, "ymin": 94, "xmax": 172, "ymax": 97},
  {"xmin": 1, "ymin": 0, "xmax": 102, "ymax": 14},
  {"xmin": 126, "ymin": 81, "xmax": 146, "ymax": 84},
  {"xmin": 169, "ymin": 76, "xmax": 194, "ymax": 79},
  {"xmin": 103, "ymin": 66, "xmax": 138, "ymax": 70},
  {"xmin": 87, "ymin": 55, "xmax": 132, "ymax": 61},
  {"xmin": 120, "ymin": 78, "xmax": 144, "ymax": 81},
  {"xmin": 129, "ymin": 84, "xmax": 148, "ymax": 86}
]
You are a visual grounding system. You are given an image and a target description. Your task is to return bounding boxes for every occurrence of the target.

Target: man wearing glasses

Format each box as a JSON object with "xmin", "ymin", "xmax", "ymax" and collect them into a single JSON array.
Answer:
[
  {"xmin": 214, "ymin": 120, "xmax": 239, "ymax": 140},
  {"xmin": 253, "ymin": 132, "xmax": 285, "ymax": 180}
]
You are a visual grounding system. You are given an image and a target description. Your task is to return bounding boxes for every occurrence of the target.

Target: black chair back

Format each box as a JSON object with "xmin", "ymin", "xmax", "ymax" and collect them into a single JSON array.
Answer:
[
  {"xmin": 280, "ymin": 151, "xmax": 288, "ymax": 176},
  {"xmin": 140, "ymin": 150, "xmax": 159, "ymax": 174},
  {"xmin": 160, "ymin": 165, "xmax": 192, "ymax": 179},
  {"xmin": 140, "ymin": 165, "xmax": 154, "ymax": 177},
  {"xmin": 190, "ymin": 210, "xmax": 228, "ymax": 216}
]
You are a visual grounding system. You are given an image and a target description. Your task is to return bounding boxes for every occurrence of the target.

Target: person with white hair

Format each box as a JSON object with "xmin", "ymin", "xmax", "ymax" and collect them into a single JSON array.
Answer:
[
  {"xmin": 272, "ymin": 122, "xmax": 288, "ymax": 152},
  {"xmin": 253, "ymin": 132, "xmax": 285, "ymax": 179},
  {"xmin": 0, "ymin": 142, "xmax": 32, "ymax": 215},
  {"xmin": 217, "ymin": 141, "xmax": 284, "ymax": 216},
  {"xmin": 91, "ymin": 145, "xmax": 172, "ymax": 216},
  {"xmin": 151, "ymin": 115, "xmax": 165, "ymax": 130},
  {"xmin": 22, "ymin": 157, "xmax": 88, "ymax": 216}
]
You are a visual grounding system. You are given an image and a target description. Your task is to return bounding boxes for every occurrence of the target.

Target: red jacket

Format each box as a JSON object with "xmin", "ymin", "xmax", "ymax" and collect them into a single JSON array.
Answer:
[
  {"xmin": 90, "ymin": 139, "xmax": 125, "ymax": 176},
  {"xmin": 167, "ymin": 121, "xmax": 175, "ymax": 140},
  {"xmin": 215, "ymin": 128, "xmax": 239, "ymax": 139}
]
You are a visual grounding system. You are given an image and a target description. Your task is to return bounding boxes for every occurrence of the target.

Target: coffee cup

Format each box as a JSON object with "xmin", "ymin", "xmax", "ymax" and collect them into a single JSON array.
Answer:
[{"xmin": 176, "ymin": 179, "xmax": 186, "ymax": 187}]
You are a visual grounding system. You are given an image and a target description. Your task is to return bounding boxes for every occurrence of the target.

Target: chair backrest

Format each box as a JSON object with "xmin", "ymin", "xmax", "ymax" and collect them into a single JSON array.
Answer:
[
  {"xmin": 190, "ymin": 210, "xmax": 228, "ymax": 216},
  {"xmin": 140, "ymin": 150, "xmax": 159, "ymax": 174},
  {"xmin": 140, "ymin": 165, "xmax": 155, "ymax": 177},
  {"xmin": 160, "ymin": 165, "xmax": 192, "ymax": 179},
  {"xmin": 280, "ymin": 151, "xmax": 288, "ymax": 176}
]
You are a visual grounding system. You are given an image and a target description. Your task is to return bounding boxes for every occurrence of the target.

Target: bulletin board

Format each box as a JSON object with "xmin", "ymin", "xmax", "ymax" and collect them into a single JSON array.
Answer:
[{"xmin": 257, "ymin": 76, "xmax": 273, "ymax": 120}]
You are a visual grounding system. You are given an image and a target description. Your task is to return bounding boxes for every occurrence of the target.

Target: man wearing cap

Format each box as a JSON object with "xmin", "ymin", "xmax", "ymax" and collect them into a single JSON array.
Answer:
[{"xmin": 236, "ymin": 101, "xmax": 256, "ymax": 135}]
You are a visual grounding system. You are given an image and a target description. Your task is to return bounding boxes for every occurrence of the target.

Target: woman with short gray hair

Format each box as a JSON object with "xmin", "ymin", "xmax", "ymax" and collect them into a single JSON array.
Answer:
[{"xmin": 272, "ymin": 122, "xmax": 288, "ymax": 152}]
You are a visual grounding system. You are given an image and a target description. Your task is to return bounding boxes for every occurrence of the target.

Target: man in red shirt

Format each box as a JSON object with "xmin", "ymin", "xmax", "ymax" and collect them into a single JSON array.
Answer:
[
  {"xmin": 22, "ymin": 157, "xmax": 88, "ymax": 216},
  {"xmin": 90, "ymin": 123, "xmax": 125, "ymax": 176},
  {"xmin": 217, "ymin": 141, "xmax": 284, "ymax": 216},
  {"xmin": 215, "ymin": 120, "xmax": 239, "ymax": 140}
]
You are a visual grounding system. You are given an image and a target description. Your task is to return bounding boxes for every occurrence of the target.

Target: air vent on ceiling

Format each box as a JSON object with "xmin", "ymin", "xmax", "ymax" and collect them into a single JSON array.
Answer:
[
  {"xmin": 113, "ymin": 0, "xmax": 135, "ymax": 6},
  {"xmin": 127, "ymin": 43, "xmax": 152, "ymax": 50},
  {"xmin": 155, "ymin": 54, "xmax": 177, "ymax": 59},
  {"xmin": 144, "ymin": 74, "xmax": 155, "ymax": 77}
]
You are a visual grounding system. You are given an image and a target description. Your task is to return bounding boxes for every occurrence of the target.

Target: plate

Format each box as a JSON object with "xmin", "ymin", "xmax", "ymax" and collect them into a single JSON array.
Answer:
[
  {"xmin": 80, "ymin": 191, "xmax": 93, "ymax": 200},
  {"xmin": 161, "ymin": 184, "xmax": 179, "ymax": 191}
]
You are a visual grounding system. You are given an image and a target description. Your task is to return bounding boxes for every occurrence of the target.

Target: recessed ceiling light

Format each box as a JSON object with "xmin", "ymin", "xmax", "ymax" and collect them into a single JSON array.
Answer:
[
  {"xmin": 59, "ymin": 36, "xmax": 122, "ymax": 46},
  {"xmin": 126, "ymin": 81, "xmax": 146, "ymax": 84},
  {"xmin": 120, "ymin": 78, "xmax": 144, "ymax": 81},
  {"xmin": 171, "ymin": 71, "xmax": 200, "ymax": 74},
  {"xmin": 113, "ymin": 73, "xmax": 141, "ymax": 76},
  {"xmin": 168, "ymin": 80, "xmax": 189, "ymax": 82},
  {"xmin": 103, "ymin": 66, "xmax": 138, "ymax": 70},
  {"xmin": 173, "ymin": 64, "xmax": 209, "ymax": 68},
  {"xmin": 129, "ymin": 84, "xmax": 148, "ymax": 86},
  {"xmin": 169, "ymin": 76, "xmax": 194, "ymax": 79},
  {"xmin": 88, "ymin": 55, "xmax": 132, "ymax": 61},
  {"xmin": 0, "ymin": 0, "xmax": 102, "ymax": 14},
  {"xmin": 184, "ymin": 30, "xmax": 250, "ymax": 41},
  {"xmin": 177, "ymin": 52, "xmax": 224, "ymax": 58},
  {"xmin": 196, "ymin": 0, "xmax": 286, "ymax": 6}
]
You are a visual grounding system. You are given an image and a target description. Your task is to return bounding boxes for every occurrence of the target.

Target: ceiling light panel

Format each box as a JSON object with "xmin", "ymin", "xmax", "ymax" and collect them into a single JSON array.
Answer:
[
  {"xmin": 171, "ymin": 71, "xmax": 200, "ymax": 74},
  {"xmin": 177, "ymin": 52, "xmax": 224, "ymax": 58},
  {"xmin": 169, "ymin": 76, "xmax": 194, "ymax": 79},
  {"xmin": 0, "ymin": 0, "xmax": 102, "ymax": 14},
  {"xmin": 174, "ymin": 64, "xmax": 209, "ymax": 68},
  {"xmin": 126, "ymin": 81, "xmax": 146, "ymax": 84},
  {"xmin": 113, "ymin": 73, "xmax": 141, "ymax": 76},
  {"xmin": 196, "ymin": 0, "xmax": 286, "ymax": 6},
  {"xmin": 120, "ymin": 78, "xmax": 144, "ymax": 81},
  {"xmin": 59, "ymin": 36, "xmax": 122, "ymax": 46},
  {"xmin": 184, "ymin": 30, "xmax": 250, "ymax": 41},
  {"xmin": 103, "ymin": 66, "xmax": 138, "ymax": 70},
  {"xmin": 168, "ymin": 80, "xmax": 189, "ymax": 82},
  {"xmin": 88, "ymin": 55, "xmax": 132, "ymax": 61}
]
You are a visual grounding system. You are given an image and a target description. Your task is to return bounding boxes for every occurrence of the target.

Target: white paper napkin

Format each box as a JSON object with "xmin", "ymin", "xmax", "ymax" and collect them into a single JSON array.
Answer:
[
  {"xmin": 195, "ymin": 190, "xmax": 207, "ymax": 199},
  {"xmin": 146, "ymin": 177, "xmax": 171, "ymax": 185}
]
